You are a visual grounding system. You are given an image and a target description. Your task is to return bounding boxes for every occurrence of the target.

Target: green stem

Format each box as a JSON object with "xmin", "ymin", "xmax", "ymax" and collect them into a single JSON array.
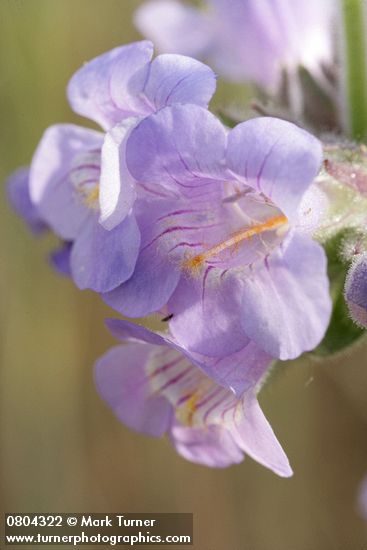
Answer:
[{"xmin": 342, "ymin": 0, "xmax": 367, "ymax": 141}]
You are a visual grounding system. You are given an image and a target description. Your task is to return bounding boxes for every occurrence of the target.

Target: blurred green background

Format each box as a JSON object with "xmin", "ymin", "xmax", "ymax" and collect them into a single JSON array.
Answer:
[{"xmin": 1, "ymin": 1, "xmax": 367, "ymax": 548}]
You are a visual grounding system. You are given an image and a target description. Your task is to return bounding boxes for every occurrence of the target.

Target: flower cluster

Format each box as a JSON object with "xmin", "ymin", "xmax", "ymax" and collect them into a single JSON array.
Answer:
[{"xmin": 8, "ymin": 40, "xmax": 334, "ymax": 475}]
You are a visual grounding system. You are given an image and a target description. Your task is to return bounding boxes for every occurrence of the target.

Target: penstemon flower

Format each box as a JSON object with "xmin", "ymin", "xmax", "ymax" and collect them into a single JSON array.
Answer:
[
  {"xmin": 95, "ymin": 319, "xmax": 292, "ymax": 475},
  {"xmin": 105, "ymin": 105, "xmax": 332, "ymax": 363},
  {"xmin": 23, "ymin": 41, "xmax": 216, "ymax": 292}
]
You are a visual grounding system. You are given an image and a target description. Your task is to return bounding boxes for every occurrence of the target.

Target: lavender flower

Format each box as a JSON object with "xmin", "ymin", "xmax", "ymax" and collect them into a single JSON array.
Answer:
[
  {"xmin": 104, "ymin": 105, "xmax": 331, "ymax": 365},
  {"xmin": 135, "ymin": 0, "xmax": 333, "ymax": 91},
  {"xmin": 345, "ymin": 254, "xmax": 367, "ymax": 328},
  {"xmin": 358, "ymin": 474, "xmax": 367, "ymax": 519},
  {"xmin": 28, "ymin": 41, "xmax": 217, "ymax": 291},
  {"xmin": 49, "ymin": 242, "xmax": 72, "ymax": 277},
  {"xmin": 7, "ymin": 167, "xmax": 73, "ymax": 276},
  {"xmin": 95, "ymin": 319, "xmax": 292, "ymax": 475},
  {"xmin": 7, "ymin": 167, "xmax": 46, "ymax": 235}
]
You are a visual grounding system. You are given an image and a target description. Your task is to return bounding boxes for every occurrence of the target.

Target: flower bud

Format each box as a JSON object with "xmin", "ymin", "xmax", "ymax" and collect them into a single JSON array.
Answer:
[{"xmin": 345, "ymin": 253, "xmax": 367, "ymax": 328}]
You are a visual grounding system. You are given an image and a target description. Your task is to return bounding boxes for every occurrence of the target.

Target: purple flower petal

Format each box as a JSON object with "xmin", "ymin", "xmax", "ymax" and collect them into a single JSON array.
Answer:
[
  {"xmin": 227, "ymin": 117, "xmax": 323, "ymax": 222},
  {"xmin": 70, "ymin": 213, "xmax": 140, "ymax": 292},
  {"xmin": 7, "ymin": 167, "xmax": 46, "ymax": 234},
  {"xmin": 49, "ymin": 242, "xmax": 72, "ymax": 277},
  {"xmin": 168, "ymin": 270, "xmax": 249, "ymax": 357},
  {"xmin": 94, "ymin": 344, "xmax": 172, "ymax": 436},
  {"xmin": 102, "ymin": 193, "xmax": 224, "ymax": 317},
  {"xmin": 169, "ymin": 423, "xmax": 243, "ymax": 468},
  {"xmin": 99, "ymin": 119, "xmax": 139, "ymax": 230},
  {"xmin": 97, "ymin": 56, "xmax": 216, "ymax": 229},
  {"xmin": 239, "ymin": 232, "xmax": 331, "ymax": 359},
  {"xmin": 67, "ymin": 39, "xmax": 216, "ymax": 135},
  {"xmin": 103, "ymin": 243, "xmax": 181, "ymax": 316},
  {"xmin": 228, "ymin": 390, "xmax": 293, "ymax": 477},
  {"xmin": 67, "ymin": 41, "xmax": 154, "ymax": 130},
  {"xmin": 29, "ymin": 124, "xmax": 103, "ymax": 241},
  {"xmin": 206, "ymin": 0, "xmax": 283, "ymax": 87},
  {"xmin": 125, "ymin": 104, "xmax": 227, "ymax": 194},
  {"xmin": 105, "ymin": 319, "xmax": 271, "ymax": 397},
  {"xmin": 135, "ymin": 0, "xmax": 212, "ymax": 58},
  {"xmin": 102, "ymin": 198, "xmax": 187, "ymax": 315},
  {"xmin": 143, "ymin": 53, "xmax": 216, "ymax": 111},
  {"xmin": 106, "ymin": 318, "xmax": 167, "ymax": 346},
  {"xmin": 188, "ymin": 341, "xmax": 272, "ymax": 397}
]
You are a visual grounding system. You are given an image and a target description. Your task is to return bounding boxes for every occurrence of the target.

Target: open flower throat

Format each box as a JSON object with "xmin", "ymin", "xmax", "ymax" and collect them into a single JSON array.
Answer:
[
  {"xmin": 183, "ymin": 213, "xmax": 288, "ymax": 273},
  {"xmin": 147, "ymin": 347, "xmax": 238, "ymax": 428},
  {"xmin": 168, "ymin": 182, "xmax": 291, "ymax": 275},
  {"xmin": 71, "ymin": 150, "xmax": 101, "ymax": 210},
  {"xmin": 141, "ymin": 177, "xmax": 292, "ymax": 280}
]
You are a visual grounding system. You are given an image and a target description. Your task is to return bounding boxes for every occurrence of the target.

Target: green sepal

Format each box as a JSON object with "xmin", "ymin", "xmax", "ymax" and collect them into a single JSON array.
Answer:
[
  {"xmin": 216, "ymin": 109, "xmax": 239, "ymax": 128},
  {"xmin": 312, "ymin": 229, "xmax": 365, "ymax": 357}
]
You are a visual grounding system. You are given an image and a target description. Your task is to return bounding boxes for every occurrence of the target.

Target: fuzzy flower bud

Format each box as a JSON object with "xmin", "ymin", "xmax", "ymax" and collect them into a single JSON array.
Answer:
[{"xmin": 345, "ymin": 253, "xmax": 367, "ymax": 328}]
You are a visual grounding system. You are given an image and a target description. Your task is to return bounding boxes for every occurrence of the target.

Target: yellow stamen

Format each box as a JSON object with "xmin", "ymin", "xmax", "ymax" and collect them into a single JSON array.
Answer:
[
  {"xmin": 182, "ymin": 214, "xmax": 288, "ymax": 273},
  {"xmin": 84, "ymin": 185, "xmax": 99, "ymax": 209},
  {"xmin": 177, "ymin": 393, "xmax": 199, "ymax": 426}
]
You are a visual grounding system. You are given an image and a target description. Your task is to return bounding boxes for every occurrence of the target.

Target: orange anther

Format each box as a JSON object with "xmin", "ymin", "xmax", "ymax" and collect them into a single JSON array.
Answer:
[{"xmin": 182, "ymin": 214, "xmax": 288, "ymax": 273}]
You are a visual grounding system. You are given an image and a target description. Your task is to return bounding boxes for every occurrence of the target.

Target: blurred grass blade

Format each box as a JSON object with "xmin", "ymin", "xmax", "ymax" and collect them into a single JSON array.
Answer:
[{"xmin": 341, "ymin": 0, "xmax": 367, "ymax": 141}]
